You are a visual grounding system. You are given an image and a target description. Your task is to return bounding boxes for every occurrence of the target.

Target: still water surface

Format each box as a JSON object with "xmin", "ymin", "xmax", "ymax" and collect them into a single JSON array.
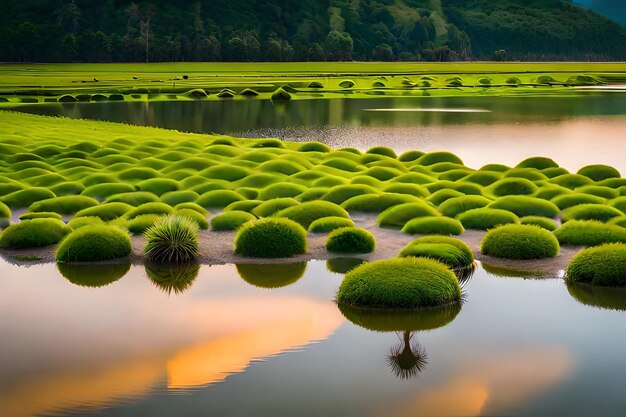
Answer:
[
  {"xmin": 14, "ymin": 93, "xmax": 626, "ymax": 172},
  {"xmin": 1, "ymin": 258, "xmax": 626, "ymax": 417}
]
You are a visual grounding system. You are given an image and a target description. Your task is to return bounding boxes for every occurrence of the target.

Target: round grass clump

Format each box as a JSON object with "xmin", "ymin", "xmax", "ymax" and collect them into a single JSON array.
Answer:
[
  {"xmin": 336, "ymin": 258, "xmax": 461, "ymax": 309},
  {"xmin": 554, "ymin": 220, "xmax": 626, "ymax": 246},
  {"xmin": 321, "ymin": 185, "xmax": 378, "ymax": 205},
  {"xmin": 427, "ymin": 189, "xmax": 465, "ymax": 206},
  {"xmin": 49, "ymin": 181, "xmax": 85, "ymax": 196},
  {"xmin": 393, "ymin": 172, "xmax": 436, "ymax": 185},
  {"xmin": 296, "ymin": 187, "xmax": 331, "ymax": 202},
  {"xmin": 398, "ymin": 243, "xmax": 471, "ymax": 269},
  {"xmin": 600, "ymin": 178, "xmax": 626, "ymax": 189},
  {"xmin": 82, "ymin": 183, "xmax": 136, "ymax": 200},
  {"xmin": 516, "ymin": 157, "xmax": 559, "ymax": 170},
  {"xmin": 576, "ymin": 185, "xmax": 618, "ymax": 200},
  {"xmin": 196, "ymin": 190, "xmax": 244, "ymax": 208},
  {"xmin": 56, "ymin": 226, "xmax": 131, "ymax": 262},
  {"xmin": 0, "ymin": 201, "xmax": 11, "ymax": 219},
  {"xmin": 550, "ymin": 174, "xmax": 593, "ymax": 190},
  {"xmin": 1, "ymin": 188, "xmax": 56, "ymax": 208},
  {"xmin": 503, "ymin": 168, "xmax": 547, "ymax": 181},
  {"xmin": 382, "ymin": 183, "xmax": 429, "ymax": 198},
  {"xmin": 438, "ymin": 169, "xmax": 472, "ymax": 182},
  {"xmin": 326, "ymin": 227, "xmax": 376, "ymax": 254},
  {"xmin": 252, "ymin": 198, "xmax": 300, "ymax": 217},
  {"xmin": 234, "ymin": 218, "xmax": 307, "ymax": 258},
  {"xmin": 416, "ymin": 152, "xmax": 463, "ymax": 166},
  {"xmin": 161, "ymin": 190, "xmax": 199, "ymax": 206},
  {"xmin": 176, "ymin": 209, "xmax": 209, "ymax": 230},
  {"xmin": 258, "ymin": 183, "xmax": 307, "ymax": 200},
  {"xmin": 224, "ymin": 200, "xmax": 263, "ymax": 213},
  {"xmin": 211, "ymin": 210, "xmax": 256, "ymax": 231},
  {"xmin": 74, "ymin": 202, "xmax": 133, "ymax": 221},
  {"xmin": 117, "ymin": 167, "xmax": 160, "ymax": 181},
  {"xmin": 200, "ymin": 165, "xmax": 251, "ymax": 181},
  {"xmin": 401, "ymin": 217, "xmax": 464, "ymax": 235},
  {"xmin": 366, "ymin": 146, "xmax": 397, "ymax": 159},
  {"xmin": 489, "ymin": 196, "xmax": 559, "ymax": 218},
  {"xmin": 480, "ymin": 224, "xmax": 560, "ymax": 260},
  {"xmin": 28, "ymin": 195, "xmax": 99, "ymax": 215},
  {"xmin": 609, "ymin": 216, "xmax": 626, "ymax": 228},
  {"xmin": 551, "ymin": 193, "xmax": 605, "ymax": 210},
  {"xmin": 520, "ymin": 216, "xmax": 558, "ymax": 231},
  {"xmin": 488, "ymin": 178, "xmax": 538, "ymax": 197},
  {"xmin": 567, "ymin": 244, "xmax": 626, "ymax": 287},
  {"xmin": 0, "ymin": 219, "xmax": 71, "ymax": 248},
  {"xmin": 126, "ymin": 214, "xmax": 161, "ymax": 235},
  {"xmin": 562, "ymin": 204, "xmax": 622, "ymax": 223},
  {"xmin": 137, "ymin": 178, "xmax": 179, "ymax": 196},
  {"xmin": 464, "ymin": 171, "xmax": 502, "ymax": 186},
  {"xmin": 144, "ymin": 215, "xmax": 199, "ymax": 263},
  {"xmin": 298, "ymin": 142, "xmax": 331, "ymax": 153},
  {"xmin": 174, "ymin": 202, "xmax": 209, "ymax": 216},
  {"xmin": 125, "ymin": 202, "xmax": 174, "ymax": 220},
  {"xmin": 577, "ymin": 164, "xmax": 621, "ymax": 182},
  {"xmin": 439, "ymin": 195, "xmax": 492, "ymax": 218},
  {"xmin": 398, "ymin": 150, "xmax": 425, "ymax": 162},
  {"xmin": 609, "ymin": 196, "xmax": 626, "ymax": 213},
  {"xmin": 19, "ymin": 211, "xmax": 62, "ymax": 220},
  {"xmin": 104, "ymin": 191, "xmax": 160, "ymax": 206},
  {"xmin": 408, "ymin": 236, "xmax": 474, "ymax": 262},
  {"xmin": 68, "ymin": 216, "xmax": 105, "ymax": 230},
  {"xmin": 308, "ymin": 216, "xmax": 355, "ymax": 233},
  {"xmin": 458, "ymin": 208, "xmax": 519, "ymax": 230},
  {"xmin": 274, "ymin": 201, "xmax": 349, "ymax": 229},
  {"xmin": 259, "ymin": 160, "xmax": 301, "ymax": 175},
  {"xmin": 342, "ymin": 193, "xmax": 419, "ymax": 213},
  {"xmin": 377, "ymin": 202, "xmax": 440, "ymax": 228}
]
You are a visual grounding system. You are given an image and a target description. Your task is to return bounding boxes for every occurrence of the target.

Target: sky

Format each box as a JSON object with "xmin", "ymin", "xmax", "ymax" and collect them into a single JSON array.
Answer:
[{"xmin": 573, "ymin": 0, "xmax": 626, "ymax": 25}]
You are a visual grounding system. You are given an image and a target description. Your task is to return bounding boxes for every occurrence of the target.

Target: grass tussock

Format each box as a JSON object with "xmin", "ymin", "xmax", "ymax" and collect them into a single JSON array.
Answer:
[{"xmin": 144, "ymin": 215, "xmax": 199, "ymax": 263}]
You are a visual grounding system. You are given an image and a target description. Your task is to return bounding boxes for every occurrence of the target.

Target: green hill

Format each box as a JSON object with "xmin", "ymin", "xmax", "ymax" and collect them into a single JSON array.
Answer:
[{"xmin": 0, "ymin": 0, "xmax": 624, "ymax": 62}]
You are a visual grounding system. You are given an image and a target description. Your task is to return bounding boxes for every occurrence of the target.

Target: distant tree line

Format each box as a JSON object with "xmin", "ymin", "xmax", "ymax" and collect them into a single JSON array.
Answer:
[{"xmin": 0, "ymin": 0, "xmax": 624, "ymax": 62}]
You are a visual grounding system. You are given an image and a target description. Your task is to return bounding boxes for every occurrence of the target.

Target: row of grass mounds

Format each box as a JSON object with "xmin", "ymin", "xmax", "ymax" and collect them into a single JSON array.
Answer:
[
  {"xmin": 567, "ymin": 244, "xmax": 626, "ymax": 287},
  {"xmin": 480, "ymin": 224, "xmax": 560, "ymax": 260},
  {"xmin": 325, "ymin": 227, "xmax": 376, "ymax": 254},
  {"xmin": 336, "ymin": 257, "xmax": 462, "ymax": 310}
]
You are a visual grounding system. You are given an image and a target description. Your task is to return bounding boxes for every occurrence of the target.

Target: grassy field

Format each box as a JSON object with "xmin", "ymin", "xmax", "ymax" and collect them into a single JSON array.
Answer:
[{"xmin": 1, "ymin": 62, "xmax": 624, "ymax": 105}]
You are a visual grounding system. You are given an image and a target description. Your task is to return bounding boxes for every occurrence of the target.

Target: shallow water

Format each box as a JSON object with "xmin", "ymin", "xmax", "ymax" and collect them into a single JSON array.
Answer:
[
  {"xmin": 1, "ymin": 257, "xmax": 626, "ymax": 417},
  {"xmin": 13, "ymin": 93, "xmax": 626, "ymax": 173}
]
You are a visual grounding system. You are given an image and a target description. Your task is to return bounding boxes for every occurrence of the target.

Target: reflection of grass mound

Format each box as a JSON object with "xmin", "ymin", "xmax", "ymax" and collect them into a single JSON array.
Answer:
[
  {"xmin": 481, "ymin": 224, "xmax": 559, "ymax": 260},
  {"xmin": 326, "ymin": 257, "xmax": 367, "ymax": 274},
  {"xmin": 567, "ymin": 243, "xmax": 626, "ymax": 287},
  {"xmin": 145, "ymin": 262, "xmax": 200, "ymax": 294},
  {"xmin": 58, "ymin": 263, "xmax": 130, "ymax": 288},
  {"xmin": 567, "ymin": 281, "xmax": 626, "ymax": 311},
  {"xmin": 236, "ymin": 262, "xmax": 307, "ymax": 288},
  {"xmin": 337, "ymin": 258, "xmax": 461, "ymax": 309}
]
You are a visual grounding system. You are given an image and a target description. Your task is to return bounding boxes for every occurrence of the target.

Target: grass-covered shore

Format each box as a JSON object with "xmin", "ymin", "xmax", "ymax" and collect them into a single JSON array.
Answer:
[{"xmin": 1, "ymin": 62, "xmax": 624, "ymax": 105}]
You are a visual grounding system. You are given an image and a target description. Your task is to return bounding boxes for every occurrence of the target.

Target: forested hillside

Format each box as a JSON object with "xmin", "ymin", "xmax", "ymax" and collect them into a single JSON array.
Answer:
[{"xmin": 1, "ymin": 0, "xmax": 624, "ymax": 62}]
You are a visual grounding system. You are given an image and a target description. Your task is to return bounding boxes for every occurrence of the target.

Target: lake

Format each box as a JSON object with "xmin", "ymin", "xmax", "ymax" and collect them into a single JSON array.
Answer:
[{"xmin": 1, "ymin": 257, "xmax": 626, "ymax": 417}]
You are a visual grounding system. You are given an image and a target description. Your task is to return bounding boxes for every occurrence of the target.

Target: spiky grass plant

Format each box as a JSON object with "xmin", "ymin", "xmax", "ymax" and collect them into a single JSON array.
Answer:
[{"xmin": 144, "ymin": 215, "xmax": 199, "ymax": 263}]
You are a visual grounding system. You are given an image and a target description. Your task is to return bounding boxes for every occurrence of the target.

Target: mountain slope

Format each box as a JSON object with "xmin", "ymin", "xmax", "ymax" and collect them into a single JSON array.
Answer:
[{"xmin": 0, "ymin": 0, "xmax": 624, "ymax": 62}]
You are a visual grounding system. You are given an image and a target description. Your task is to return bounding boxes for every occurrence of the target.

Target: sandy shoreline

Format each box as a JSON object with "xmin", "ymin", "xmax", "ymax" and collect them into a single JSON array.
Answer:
[{"xmin": 0, "ymin": 213, "xmax": 582, "ymax": 278}]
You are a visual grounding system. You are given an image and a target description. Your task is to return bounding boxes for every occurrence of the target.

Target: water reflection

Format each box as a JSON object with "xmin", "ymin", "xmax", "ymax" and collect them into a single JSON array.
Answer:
[
  {"xmin": 455, "ymin": 264, "xmax": 476, "ymax": 288},
  {"xmin": 235, "ymin": 262, "xmax": 307, "ymax": 288},
  {"xmin": 566, "ymin": 282, "xmax": 626, "ymax": 311},
  {"xmin": 145, "ymin": 262, "xmax": 199, "ymax": 294},
  {"xmin": 57, "ymin": 262, "xmax": 130, "ymax": 288},
  {"xmin": 340, "ymin": 304, "xmax": 461, "ymax": 380},
  {"xmin": 325, "ymin": 257, "xmax": 367, "ymax": 274},
  {"xmin": 482, "ymin": 262, "xmax": 552, "ymax": 279}
]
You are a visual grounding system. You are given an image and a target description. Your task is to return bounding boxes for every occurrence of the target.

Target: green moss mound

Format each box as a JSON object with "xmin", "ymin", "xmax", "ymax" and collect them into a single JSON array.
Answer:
[
  {"xmin": 296, "ymin": 187, "xmax": 331, "ymax": 202},
  {"xmin": 68, "ymin": 216, "xmax": 105, "ymax": 230},
  {"xmin": 249, "ymin": 198, "xmax": 297, "ymax": 217},
  {"xmin": 550, "ymin": 174, "xmax": 593, "ymax": 190},
  {"xmin": 137, "ymin": 178, "xmax": 179, "ymax": 196},
  {"xmin": 20, "ymin": 211, "xmax": 63, "ymax": 220},
  {"xmin": 309, "ymin": 216, "xmax": 355, "ymax": 233},
  {"xmin": 401, "ymin": 217, "xmax": 464, "ymax": 235},
  {"xmin": 211, "ymin": 210, "xmax": 256, "ymax": 231},
  {"xmin": 105, "ymin": 191, "xmax": 160, "ymax": 206},
  {"xmin": 28, "ymin": 195, "xmax": 98, "ymax": 215},
  {"xmin": 176, "ymin": 208, "xmax": 209, "ymax": 230},
  {"xmin": 576, "ymin": 185, "xmax": 618, "ymax": 199},
  {"xmin": 224, "ymin": 200, "xmax": 262, "ymax": 213},
  {"xmin": 566, "ymin": 282, "xmax": 626, "ymax": 311},
  {"xmin": 144, "ymin": 215, "xmax": 199, "ymax": 263},
  {"xmin": 567, "ymin": 244, "xmax": 626, "ymax": 287},
  {"xmin": 458, "ymin": 208, "xmax": 520, "ymax": 230},
  {"xmin": 234, "ymin": 218, "xmax": 307, "ymax": 258},
  {"xmin": 342, "ymin": 193, "xmax": 418, "ymax": 213},
  {"xmin": 398, "ymin": 242, "xmax": 472, "ymax": 269},
  {"xmin": 339, "ymin": 303, "xmax": 460, "ymax": 332},
  {"xmin": 200, "ymin": 165, "xmax": 250, "ymax": 181},
  {"xmin": 197, "ymin": 190, "xmax": 244, "ymax": 208},
  {"xmin": 520, "ymin": 216, "xmax": 558, "ymax": 231},
  {"xmin": 488, "ymin": 178, "xmax": 538, "ymax": 197},
  {"xmin": 298, "ymin": 142, "xmax": 331, "ymax": 153},
  {"xmin": 125, "ymin": 202, "xmax": 174, "ymax": 219},
  {"xmin": 439, "ymin": 195, "xmax": 492, "ymax": 218},
  {"xmin": 609, "ymin": 196, "xmax": 626, "ymax": 213},
  {"xmin": 562, "ymin": 204, "xmax": 623, "ymax": 223},
  {"xmin": 416, "ymin": 152, "xmax": 463, "ymax": 166},
  {"xmin": 75, "ymin": 202, "xmax": 133, "ymax": 221},
  {"xmin": 326, "ymin": 227, "xmax": 376, "ymax": 254},
  {"xmin": 0, "ymin": 219, "xmax": 71, "ymax": 248},
  {"xmin": 577, "ymin": 164, "xmax": 621, "ymax": 182},
  {"xmin": 377, "ymin": 202, "xmax": 440, "ymax": 228},
  {"xmin": 236, "ymin": 263, "xmax": 307, "ymax": 289},
  {"xmin": 1, "ymin": 188, "xmax": 56, "ymax": 208},
  {"xmin": 58, "ymin": 263, "xmax": 130, "ymax": 288},
  {"xmin": 406, "ymin": 236, "xmax": 473, "ymax": 264},
  {"xmin": 516, "ymin": 157, "xmax": 559, "ymax": 170},
  {"xmin": 609, "ymin": 216, "xmax": 626, "ymax": 228},
  {"xmin": 337, "ymin": 258, "xmax": 461, "ymax": 309},
  {"xmin": 554, "ymin": 220, "xmax": 626, "ymax": 246},
  {"xmin": 382, "ymin": 183, "xmax": 429, "ymax": 198},
  {"xmin": 49, "ymin": 181, "xmax": 86, "ymax": 196},
  {"xmin": 82, "ymin": 183, "xmax": 136, "ymax": 200},
  {"xmin": 464, "ymin": 171, "xmax": 502, "ymax": 186},
  {"xmin": 489, "ymin": 196, "xmax": 560, "ymax": 218},
  {"xmin": 56, "ymin": 226, "xmax": 131, "ymax": 262},
  {"xmin": 161, "ymin": 190, "xmax": 199, "ymax": 206},
  {"xmin": 0, "ymin": 201, "xmax": 11, "ymax": 219},
  {"xmin": 551, "ymin": 193, "xmax": 605, "ymax": 210},
  {"xmin": 366, "ymin": 146, "xmax": 397, "ymax": 159},
  {"xmin": 258, "ymin": 183, "xmax": 307, "ymax": 200},
  {"xmin": 427, "ymin": 189, "xmax": 465, "ymax": 206},
  {"xmin": 274, "ymin": 201, "xmax": 349, "ymax": 229},
  {"xmin": 398, "ymin": 150, "xmax": 425, "ymax": 162},
  {"xmin": 480, "ymin": 224, "xmax": 560, "ymax": 260},
  {"xmin": 321, "ymin": 185, "xmax": 378, "ymax": 205},
  {"xmin": 126, "ymin": 214, "xmax": 161, "ymax": 235}
]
